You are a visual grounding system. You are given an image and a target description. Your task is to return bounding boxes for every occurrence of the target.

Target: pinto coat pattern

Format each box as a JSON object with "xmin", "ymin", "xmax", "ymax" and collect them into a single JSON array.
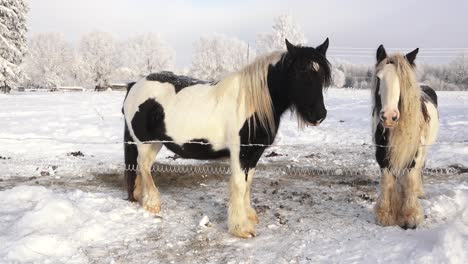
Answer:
[
  {"xmin": 123, "ymin": 39, "xmax": 331, "ymax": 237},
  {"xmin": 372, "ymin": 45, "xmax": 439, "ymax": 229}
]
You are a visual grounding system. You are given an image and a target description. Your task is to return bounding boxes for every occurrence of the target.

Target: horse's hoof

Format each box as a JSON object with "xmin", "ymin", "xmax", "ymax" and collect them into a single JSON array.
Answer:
[
  {"xmin": 399, "ymin": 211, "xmax": 423, "ymax": 229},
  {"xmin": 401, "ymin": 223, "xmax": 417, "ymax": 230},
  {"xmin": 399, "ymin": 203, "xmax": 424, "ymax": 229},
  {"xmin": 231, "ymin": 227, "xmax": 256, "ymax": 238},
  {"xmin": 141, "ymin": 194, "xmax": 161, "ymax": 213},
  {"xmin": 143, "ymin": 204, "xmax": 161, "ymax": 213},
  {"xmin": 229, "ymin": 217, "xmax": 256, "ymax": 238},
  {"xmin": 416, "ymin": 189, "xmax": 426, "ymax": 199}
]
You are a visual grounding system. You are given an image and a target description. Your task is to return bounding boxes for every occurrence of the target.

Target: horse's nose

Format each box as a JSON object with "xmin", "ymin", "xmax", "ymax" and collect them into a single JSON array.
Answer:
[
  {"xmin": 380, "ymin": 110, "xmax": 399, "ymax": 122},
  {"xmin": 379, "ymin": 112, "xmax": 386, "ymax": 121}
]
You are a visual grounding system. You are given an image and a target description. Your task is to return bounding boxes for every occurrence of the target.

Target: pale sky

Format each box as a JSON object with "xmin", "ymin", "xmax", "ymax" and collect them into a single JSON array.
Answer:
[{"xmin": 29, "ymin": 0, "xmax": 468, "ymax": 67}]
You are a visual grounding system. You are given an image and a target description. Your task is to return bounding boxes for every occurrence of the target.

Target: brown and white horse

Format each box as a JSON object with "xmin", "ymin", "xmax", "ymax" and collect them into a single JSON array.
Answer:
[{"xmin": 372, "ymin": 45, "xmax": 439, "ymax": 229}]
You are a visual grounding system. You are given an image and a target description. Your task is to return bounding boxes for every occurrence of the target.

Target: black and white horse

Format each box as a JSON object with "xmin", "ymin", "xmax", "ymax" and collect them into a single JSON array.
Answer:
[
  {"xmin": 123, "ymin": 39, "xmax": 331, "ymax": 237},
  {"xmin": 372, "ymin": 45, "xmax": 439, "ymax": 229}
]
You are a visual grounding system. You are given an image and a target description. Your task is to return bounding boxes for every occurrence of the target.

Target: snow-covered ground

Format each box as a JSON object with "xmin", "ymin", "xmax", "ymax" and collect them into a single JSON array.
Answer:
[{"xmin": 0, "ymin": 89, "xmax": 467, "ymax": 263}]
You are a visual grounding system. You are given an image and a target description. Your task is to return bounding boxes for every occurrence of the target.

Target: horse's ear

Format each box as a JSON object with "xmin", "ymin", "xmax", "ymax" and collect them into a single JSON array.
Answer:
[
  {"xmin": 377, "ymin": 44, "xmax": 387, "ymax": 63},
  {"xmin": 405, "ymin": 48, "xmax": 419, "ymax": 65},
  {"xmin": 316, "ymin": 37, "xmax": 329, "ymax": 55},
  {"xmin": 285, "ymin": 39, "xmax": 297, "ymax": 56}
]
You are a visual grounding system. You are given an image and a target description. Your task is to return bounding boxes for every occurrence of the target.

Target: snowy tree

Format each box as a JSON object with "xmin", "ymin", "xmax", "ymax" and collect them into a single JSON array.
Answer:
[
  {"xmin": 449, "ymin": 52, "xmax": 468, "ymax": 85},
  {"xmin": 190, "ymin": 34, "xmax": 255, "ymax": 80},
  {"xmin": 113, "ymin": 66, "xmax": 138, "ymax": 81},
  {"xmin": 67, "ymin": 54, "xmax": 91, "ymax": 88},
  {"xmin": 119, "ymin": 33, "xmax": 175, "ymax": 79},
  {"xmin": 331, "ymin": 67, "xmax": 345, "ymax": 88},
  {"xmin": 79, "ymin": 31, "xmax": 118, "ymax": 90},
  {"xmin": 23, "ymin": 33, "xmax": 75, "ymax": 89},
  {"xmin": 419, "ymin": 53, "xmax": 468, "ymax": 91},
  {"xmin": 256, "ymin": 14, "xmax": 307, "ymax": 54},
  {"xmin": 0, "ymin": 0, "xmax": 28, "ymax": 93}
]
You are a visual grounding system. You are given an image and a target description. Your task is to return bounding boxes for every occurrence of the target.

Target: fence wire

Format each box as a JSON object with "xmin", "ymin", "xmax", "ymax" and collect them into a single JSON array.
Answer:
[{"xmin": 0, "ymin": 136, "xmax": 466, "ymax": 148}]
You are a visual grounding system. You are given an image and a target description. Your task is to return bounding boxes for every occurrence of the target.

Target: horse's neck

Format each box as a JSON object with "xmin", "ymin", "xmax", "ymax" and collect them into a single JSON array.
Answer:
[{"xmin": 267, "ymin": 63, "xmax": 291, "ymax": 119}]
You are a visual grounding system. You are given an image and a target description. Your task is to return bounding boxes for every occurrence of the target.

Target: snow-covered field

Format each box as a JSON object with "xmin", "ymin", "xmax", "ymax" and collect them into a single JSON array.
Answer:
[{"xmin": 0, "ymin": 89, "xmax": 467, "ymax": 263}]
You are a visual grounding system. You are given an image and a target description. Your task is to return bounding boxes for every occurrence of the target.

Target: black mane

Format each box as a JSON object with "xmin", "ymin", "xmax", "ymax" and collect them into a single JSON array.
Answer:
[{"xmin": 146, "ymin": 71, "xmax": 211, "ymax": 93}]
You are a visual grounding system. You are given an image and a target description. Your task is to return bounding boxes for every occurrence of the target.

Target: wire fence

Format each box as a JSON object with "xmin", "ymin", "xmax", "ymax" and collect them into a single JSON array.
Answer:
[
  {"xmin": 0, "ymin": 137, "xmax": 465, "ymax": 176},
  {"xmin": 0, "ymin": 157, "xmax": 462, "ymax": 177},
  {"xmin": 0, "ymin": 136, "xmax": 466, "ymax": 148}
]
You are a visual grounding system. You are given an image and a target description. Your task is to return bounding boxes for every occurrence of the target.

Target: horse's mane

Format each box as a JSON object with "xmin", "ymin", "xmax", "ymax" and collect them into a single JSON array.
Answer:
[
  {"xmin": 374, "ymin": 54, "xmax": 426, "ymax": 172},
  {"xmin": 215, "ymin": 51, "xmax": 283, "ymax": 136}
]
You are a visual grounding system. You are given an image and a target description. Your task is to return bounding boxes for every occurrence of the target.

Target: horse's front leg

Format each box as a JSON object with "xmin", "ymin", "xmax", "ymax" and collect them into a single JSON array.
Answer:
[
  {"xmin": 398, "ymin": 169, "xmax": 425, "ymax": 229},
  {"xmin": 245, "ymin": 169, "xmax": 259, "ymax": 224},
  {"xmin": 240, "ymin": 147, "xmax": 266, "ymax": 225},
  {"xmin": 375, "ymin": 168, "xmax": 401, "ymax": 226},
  {"xmin": 228, "ymin": 147, "xmax": 256, "ymax": 238}
]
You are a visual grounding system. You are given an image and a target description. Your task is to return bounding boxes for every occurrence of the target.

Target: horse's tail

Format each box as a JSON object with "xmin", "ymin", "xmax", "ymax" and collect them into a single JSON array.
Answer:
[{"xmin": 124, "ymin": 82, "xmax": 138, "ymax": 201}]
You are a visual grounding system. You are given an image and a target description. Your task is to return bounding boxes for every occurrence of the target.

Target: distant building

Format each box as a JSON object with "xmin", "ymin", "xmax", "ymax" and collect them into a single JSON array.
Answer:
[
  {"xmin": 107, "ymin": 80, "xmax": 136, "ymax": 92},
  {"xmin": 57, "ymin": 86, "xmax": 86, "ymax": 92},
  {"xmin": 109, "ymin": 83, "xmax": 128, "ymax": 91}
]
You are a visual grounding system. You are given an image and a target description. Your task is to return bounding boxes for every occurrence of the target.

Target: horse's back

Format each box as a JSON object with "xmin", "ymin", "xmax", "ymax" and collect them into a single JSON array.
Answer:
[
  {"xmin": 421, "ymin": 85, "xmax": 438, "ymax": 107},
  {"xmin": 146, "ymin": 71, "xmax": 210, "ymax": 93},
  {"xmin": 420, "ymin": 85, "xmax": 439, "ymax": 146}
]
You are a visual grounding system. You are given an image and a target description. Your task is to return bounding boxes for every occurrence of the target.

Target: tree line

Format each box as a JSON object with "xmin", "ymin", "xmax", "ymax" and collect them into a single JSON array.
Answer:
[{"xmin": 1, "ymin": 4, "xmax": 467, "ymax": 92}]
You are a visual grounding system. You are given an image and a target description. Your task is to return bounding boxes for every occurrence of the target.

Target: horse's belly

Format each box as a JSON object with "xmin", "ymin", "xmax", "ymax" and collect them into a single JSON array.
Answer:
[{"xmin": 163, "ymin": 140, "xmax": 230, "ymax": 160}]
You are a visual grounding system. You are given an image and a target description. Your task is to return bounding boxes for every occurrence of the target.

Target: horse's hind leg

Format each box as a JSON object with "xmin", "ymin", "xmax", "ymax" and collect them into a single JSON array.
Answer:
[
  {"xmin": 133, "ymin": 174, "xmax": 142, "ymax": 202},
  {"xmin": 415, "ymin": 162, "xmax": 426, "ymax": 199},
  {"xmin": 124, "ymin": 123, "xmax": 138, "ymax": 201},
  {"xmin": 137, "ymin": 143, "xmax": 163, "ymax": 213}
]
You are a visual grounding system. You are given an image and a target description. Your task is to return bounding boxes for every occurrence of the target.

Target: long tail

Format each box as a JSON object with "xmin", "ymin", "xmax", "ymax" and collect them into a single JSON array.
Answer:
[{"xmin": 123, "ymin": 82, "xmax": 137, "ymax": 201}]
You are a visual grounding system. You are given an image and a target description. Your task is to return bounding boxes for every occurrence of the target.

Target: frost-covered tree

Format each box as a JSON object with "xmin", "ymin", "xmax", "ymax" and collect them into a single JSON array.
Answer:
[
  {"xmin": 419, "ymin": 53, "xmax": 468, "ymax": 91},
  {"xmin": 449, "ymin": 52, "xmax": 468, "ymax": 85},
  {"xmin": 119, "ymin": 33, "xmax": 175, "ymax": 79},
  {"xmin": 331, "ymin": 67, "xmax": 345, "ymax": 88},
  {"xmin": 23, "ymin": 33, "xmax": 74, "ymax": 89},
  {"xmin": 0, "ymin": 0, "xmax": 28, "ymax": 93},
  {"xmin": 333, "ymin": 60, "xmax": 373, "ymax": 89},
  {"xmin": 190, "ymin": 34, "xmax": 255, "ymax": 80},
  {"xmin": 256, "ymin": 14, "xmax": 306, "ymax": 54},
  {"xmin": 79, "ymin": 31, "xmax": 118, "ymax": 90}
]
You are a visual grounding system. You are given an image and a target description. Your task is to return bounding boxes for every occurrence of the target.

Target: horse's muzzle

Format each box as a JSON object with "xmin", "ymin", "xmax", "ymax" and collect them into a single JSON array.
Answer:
[{"xmin": 382, "ymin": 120, "xmax": 398, "ymax": 128}]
